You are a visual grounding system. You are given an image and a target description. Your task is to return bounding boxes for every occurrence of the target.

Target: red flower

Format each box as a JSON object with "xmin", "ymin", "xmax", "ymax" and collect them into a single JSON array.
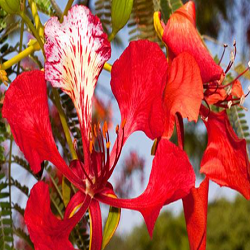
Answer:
[
  {"xmin": 155, "ymin": 1, "xmax": 250, "ymax": 249},
  {"xmin": 2, "ymin": 5, "xmax": 195, "ymax": 250}
]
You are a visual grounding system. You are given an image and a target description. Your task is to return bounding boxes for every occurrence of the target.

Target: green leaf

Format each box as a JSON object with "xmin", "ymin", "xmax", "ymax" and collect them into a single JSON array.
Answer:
[
  {"xmin": 234, "ymin": 63, "xmax": 250, "ymax": 80},
  {"xmin": 111, "ymin": 0, "xmax": 133, "ymax": 36},
  {"xmin": 102, "ymin": 205, "xmax": 121, "ymax": 250}
]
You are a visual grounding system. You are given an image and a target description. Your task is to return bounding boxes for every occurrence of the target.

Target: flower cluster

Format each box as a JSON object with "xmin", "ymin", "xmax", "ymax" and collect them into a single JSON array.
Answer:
[{"xmin": 2, "ymin": 2, "xmax": 250, "ymax": 250}]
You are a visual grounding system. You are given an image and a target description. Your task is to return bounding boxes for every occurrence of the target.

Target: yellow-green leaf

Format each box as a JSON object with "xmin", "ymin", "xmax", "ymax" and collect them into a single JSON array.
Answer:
[
  {"xmin": 111, "ymin": 0, "xmax": 133, "ymax": 37},
  {"xmin": 102, "ymin": 205, "xmax": 121, "ymax": 250},
  {"xmin": 234, "ymin": 63, "xmax": 250, "ymax": 81},
  {"xmin": 62, "ymin": 176, "xmax": 71, "ymax": 207}
]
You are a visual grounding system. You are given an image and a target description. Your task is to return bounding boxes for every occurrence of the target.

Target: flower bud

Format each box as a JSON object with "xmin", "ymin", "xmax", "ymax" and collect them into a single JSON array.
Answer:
[
  {"xmin": 111, "ymin": 0, "xmax": 133, "ymax": 36},
  {"xmin": 0, "ymin": 0, "xmax": 20, "ymax": 14}
]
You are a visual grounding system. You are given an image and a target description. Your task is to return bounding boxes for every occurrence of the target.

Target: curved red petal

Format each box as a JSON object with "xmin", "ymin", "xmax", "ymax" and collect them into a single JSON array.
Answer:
[
  {"xmin": 162, "ymin": 1, "xmax": 223, "ymax": 83},
  {"xmin": 231, "ymin": 79, "xmax": 244, "ymax": 98},
  {"xmin": 89, "ymin": 200, "xmax": 102, "ymax": 250},
  {"xmin": 2, "ymin": 71, "xmax": 82, "ymax": 186},
  {"xmin": 24, "ymin": 182, "xmax": 91, "ymax": 250},
  {"xmin": 183, "ymin": 178, "xmax": 209, "ymax": 250},
  {"xmin": 96, "ymin": 139, "xmax": 195, "ymax": 236},
  {"xmin": 204, "ymin": 88, "xmax": 227, "ymax": 105},
  {"xmin": 163, "ymin": 52, "xmax": 203, "ymax": 138},
  {"xmin": 45, "ymin": 5, "xmax": 111, "ymax": 142},
  {"xmin": 64, "ymin": 191, "xmax": 86, "ymax": 219},
  {"xmin": 200, "ymin": 106, "xmax": 250, "ymax": 199},
  {"xmin": 111, "ymin": 40, "xmax": 167, "ymax": 140}
]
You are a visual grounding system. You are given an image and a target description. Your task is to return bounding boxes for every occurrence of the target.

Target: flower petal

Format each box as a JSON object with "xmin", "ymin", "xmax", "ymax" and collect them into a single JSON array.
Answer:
[
  {"xmin": 111, "ymin": 40, "xmax": 167, "ymax": 140},
  {"xmin": 183, "ymin": 178, "xmax": 209, "ymax": 250},
  {"xmin": 163, "ymin": 52, "xmax": 203, "ymax": 138},
  {"xmin": 89, "ymin": 200, "xmax": 102, "ymax": 250},
  {"xmin": 200, "ymin": 106, "xmax": 250, "ymax": 199},
  {"xmin": 45, "ymin": 5, "xmax": 111, "ymax": 142},
  {"xmin": 2, "ymin": 71, "xmax": 82, "ymax": 187},
  {"xmin": 96, "ymin": 139, "xmax": 195, "ymax": 236},
  {"xmin": 204, "ymin": 88, "xmax": 227, "ymax": 105},
  {"xmin": 231, "ymin": 79, "xmax": 244, "ymax": 98},
  {"xmin": 24, "ymin": 182, "xmax": 91, "ymax": 250},
  {"xmin": 162, "ymin": 1, "xmax": 223, "ymax": 83}
]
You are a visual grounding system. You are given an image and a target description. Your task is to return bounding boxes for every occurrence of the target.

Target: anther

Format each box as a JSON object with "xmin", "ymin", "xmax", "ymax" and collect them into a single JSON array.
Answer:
[
  {"xmin": 106, "ymin": 141, "xmax": 110, "ymax": 149},
  {"xmin": 226, "ymin": 86, "xmax": 232, "ymax": 95},
  {"xmin": 89, "ymin": 140, "xmax": 93, "ymax": 154},
  {"xmin": 115, "ymin": 125, "xmax": 119, "ymax": 134},
  {"xmin": 240, "ymin": 96, "xmax": 245, "ymax": 105},
  {"xmin": 103, "ymin": 121, "xmax": 108, "ymax": 139},
  {"xmin": 94, "ymin": 124, "xmax": 97, "ymax": 138},
  {"xmin": 121, "ymin": 119, "xmax": 126, "ymax": 129},
  {"xmin": 230, "ymin": 51, "xmax": 235, "ymax": 63},
  {"xmin": 227, "ymin": 100, "xmax": 233, "ymax": 109}
]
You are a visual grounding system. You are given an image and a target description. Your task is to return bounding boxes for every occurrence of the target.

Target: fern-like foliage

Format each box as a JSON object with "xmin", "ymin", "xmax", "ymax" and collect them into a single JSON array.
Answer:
[
  {"xmin": 35, "ymin": 0, "xmax": 55, "ymax": 16},
  {"xmin": 95, "ymin": 0, "xmax": 111, "ymax": 34},
  {"xmin": 227, "ymin": 106, "xmax": 250, "ymax": 156},
  {"xmin": 0, "ymin": 173, "xmax": 14, "ymax": 250}
]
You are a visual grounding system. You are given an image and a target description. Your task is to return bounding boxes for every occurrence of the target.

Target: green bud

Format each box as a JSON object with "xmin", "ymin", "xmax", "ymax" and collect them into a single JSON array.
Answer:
[
  {"xmin": 111, "ymin": 0, "xmax": 133, "ymax": 37},
  {"xmin": 0, "ymin": 0, "xmax": 20, "ymax": 14}
]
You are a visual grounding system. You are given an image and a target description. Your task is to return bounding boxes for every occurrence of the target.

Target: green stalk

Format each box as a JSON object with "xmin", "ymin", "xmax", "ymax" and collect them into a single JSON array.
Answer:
[
  {"xmin": 60, "ymin": 0, "xmax": 74, "ymax": 22},
  {"xmin": 52, "ymin": 89, "xmax": 78, "ymax": 160},
  {"xmin": 19, "ymin": 11, "xmax": 44, "ymax": 55}
]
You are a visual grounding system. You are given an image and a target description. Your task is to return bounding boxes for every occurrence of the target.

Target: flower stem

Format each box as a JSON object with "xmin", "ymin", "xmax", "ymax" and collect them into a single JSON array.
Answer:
[
  {"xmin": 108, "ymin": 31, "xmax": 116, "ymax": 42},
  {"xmin": 52, "ymin": 88, "xmax": 78, "ymax": 160},
  {"xmin": 104, "ymin": 63, "xmax": 112, "ymax": 72},
  {"xmin": 60, "ymin": 0, "xmax": 74, "ymax": 22},
  {"xmin": 19, "ymin": 11, "xmax": 44, "ymax": 55},
  {"xmin": 28, "ymin": 0, "xmax": 44, "ymax": 37},
  {"xmin": 1, "ymin": 41, "xmax": 40, "ymax": 70}
]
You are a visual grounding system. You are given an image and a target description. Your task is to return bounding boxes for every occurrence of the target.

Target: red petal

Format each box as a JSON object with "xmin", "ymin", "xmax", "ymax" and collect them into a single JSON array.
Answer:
[
  {"xmin": 96, "ymin": 139, "xmax": 195, "ymax": 236},
  {"xmin": 45, "ymin": 5, "xmax": 111, "ymax": 143},
  {"xmin": 162, "ymin": 1, "xmax": 223, "ymax": 83},
  {"xmin": 163, "ymin": 52, "xmax": 203, "ymax": 138},
  {"xmin": 111, "ymin": 40, "xmax": 167, "ymax": 140},
  {"xmin": 183, "ymin": 178, "xmax": 209, "ymax": 250},
  {"xmin": 231, "ymin": 79, "xmax": 244, "ymax": 98},
  {"xmin": 200, "ymin": 106, "xmax": 250, "ymax": 199},
  {"xmin": 24, "ymin": 182, "xmax": 91, "ymax": 250},
  {"xmin": 89, "ymin": 200, "xmax": 102, "ymax": 250},
  {"xmin": 2, "ymin": 71, "xmax": 82, "ymax": 186},
  {"xmin": 204, "ymin": 88, "xmax": 227, "ymax": 105},
  {"xmin": 64, "ymin": 191, "xmax": 86, "ymax": 219}
]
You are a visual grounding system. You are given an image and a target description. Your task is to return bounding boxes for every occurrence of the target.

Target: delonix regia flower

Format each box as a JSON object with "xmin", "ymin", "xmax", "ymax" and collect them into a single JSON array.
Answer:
[
  {"xmin": 2, "ymin": 5, "xmax": 196, "ymax": 250},
  {"xmin": 150, "ymin": 1, "xmax": 250, "ymax": 249}
]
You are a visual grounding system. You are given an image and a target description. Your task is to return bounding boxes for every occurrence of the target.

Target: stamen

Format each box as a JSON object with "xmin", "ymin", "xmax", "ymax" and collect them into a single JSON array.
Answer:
[
  {"xmin": 240, "ymin": 96, "xmax": 245, "ymax": 105},
  {"xmin": 219, "ymin": 44, "xmax": 228, "ymax": 65},
  {"xmin": 89, "ymin": 140, "xmax": 93, "ymax": 154},
  {"xmin": 226, "ymin": 86, "xmax": 232, "ymax": 95},
  {"xmin": 115, "ymin": 125, "xmax": 119, "ymax": 134},
  {"xmin": 94, "ymin": 124, "xmax": 97, "ymax": 138},
  {"xmin": 121, "ymin": 119, "xmax": 126, "ymax": 129},
  {"xmin": 103, "ymin": 121, "xmax": 108, "ymax": 139},
  {"xmin": 227, "ymin": 100, "xmax": 233, "ymax": 109}
]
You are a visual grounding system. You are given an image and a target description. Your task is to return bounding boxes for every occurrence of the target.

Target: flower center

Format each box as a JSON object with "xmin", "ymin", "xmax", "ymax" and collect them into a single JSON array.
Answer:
[{"xmin": 203, "ymin": 41, "xmax": 250, "ymax": 111}]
